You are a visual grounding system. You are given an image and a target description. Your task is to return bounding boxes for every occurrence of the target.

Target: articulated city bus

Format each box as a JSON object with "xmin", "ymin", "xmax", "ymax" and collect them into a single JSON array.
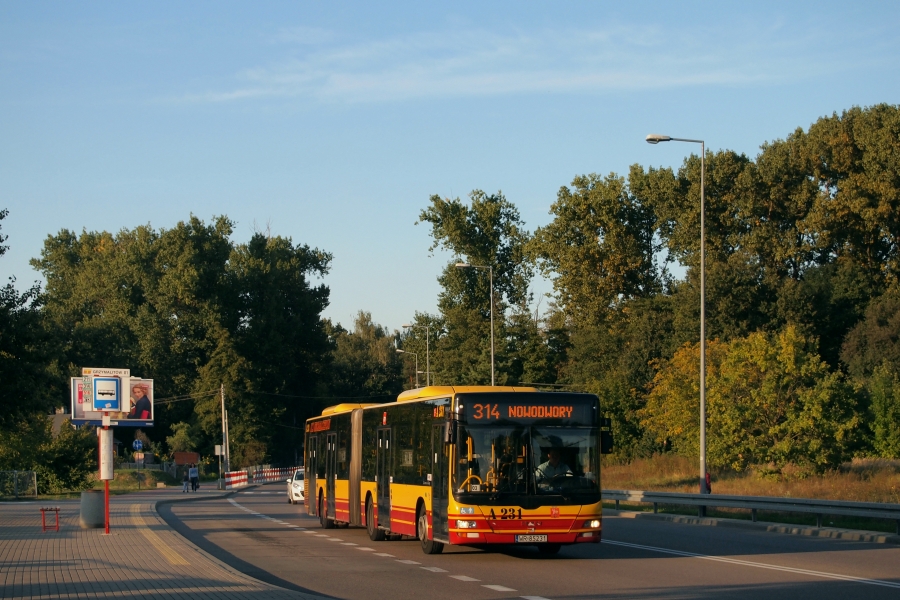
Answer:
[{"xmin": 304, "ymin": 385, "xmax": 612, "ymax": 555}]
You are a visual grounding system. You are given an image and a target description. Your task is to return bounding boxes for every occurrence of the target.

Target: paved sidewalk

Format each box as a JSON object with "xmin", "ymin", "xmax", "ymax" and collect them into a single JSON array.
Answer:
[{"xmin": 0, "ymin": 492, "xmax": 328, "ymax": 599}]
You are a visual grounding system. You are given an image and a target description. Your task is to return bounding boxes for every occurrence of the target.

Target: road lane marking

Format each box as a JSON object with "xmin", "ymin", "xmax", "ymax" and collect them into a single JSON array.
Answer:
[
  {"xmin": 421, "ymin": 566, "xmax": 448, "ymax": 573},
  {"xmin": 450, "ymin": 575, "xmax": 480, "ymax": 582},
  {"xmin": 341, "ymin": 542, "xmax": 358, "ymax": 546},
  {"xmin": 483, "ymin": 585, "xmax": 517, "ymax": 592},
  {"xmin": 326, "ymin": 538, "xmax": 342, "ymax": 542},
  {"xmin": 374, "ymin": 553, "xmax": 394, "ymax": 557},
  {"xmin": 303, "ymin": 531, "xmax": 317, "ymax": 534},
  {"xmin": 130, "ymin": 504, "xmax": 189, "ymax": 566},
  {"xmin": 356, "ymin": 547, "xmax": 376, "ymax": 551},
  {"xmin": 520, "ymin": 596, "xmax": 551, "ymax": 600},
  {"xmin": 604, "ymin": 539, "xmax": 900, "ymax": 590},
  {"xmin": 315, "ymin": 535, "xmax": 330, "ymax": 537},
  {"xmin": 397, "ymin": 559, "xmax": 421, "ymax": 565}
]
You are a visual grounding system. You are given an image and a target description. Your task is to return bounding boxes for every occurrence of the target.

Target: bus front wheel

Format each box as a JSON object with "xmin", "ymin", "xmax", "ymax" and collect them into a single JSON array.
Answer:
[
  {"xmin": 418, "ymin": 506, "xmax": 443, "ymax": 555},
  {"xmin": 366, "ymin": 497, "xmax": 385, "ymax": 541}
]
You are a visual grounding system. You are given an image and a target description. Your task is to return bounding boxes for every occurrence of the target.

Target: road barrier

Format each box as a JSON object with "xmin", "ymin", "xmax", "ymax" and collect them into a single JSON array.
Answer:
[
  {"xmin": 225, "ymin": 471, "xmax": 248, "ymax": 489},
  {"xmin": 248, "ymin": 467, "xmax": 297, "ymax": 483},
  {"xmin": 225, "ymin": 466, "xmax": 299, "ymax": 489},
  {"xmin": 602, "ymin": 489, "xmax": 900, "ymax": 534}
]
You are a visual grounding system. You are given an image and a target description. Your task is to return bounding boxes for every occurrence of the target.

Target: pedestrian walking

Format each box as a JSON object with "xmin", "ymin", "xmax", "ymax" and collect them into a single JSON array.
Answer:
[
  {"xmin": 182, "ymin": 469, "xmax": 189, "ymax": 493},
  {"xmin": 189, "ymin": 463, "xmax": 200, "ymax": 492}
]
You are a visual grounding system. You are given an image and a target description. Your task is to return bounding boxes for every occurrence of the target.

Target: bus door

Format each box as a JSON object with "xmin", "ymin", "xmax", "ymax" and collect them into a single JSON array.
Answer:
[
  {"xmin": 307, "ymin": 434, "xmax": 318, "ymax": 515},
  {"xmin": 376, "ymin": 428, "xmax": 391, "ymax": 530},
  {"xmin": 431, "ymin": 424, "xmax": 449, "ymax": 539},
  {"xmin": 326, "ymin": 432, "xmax": 337, "ymax": 519}
]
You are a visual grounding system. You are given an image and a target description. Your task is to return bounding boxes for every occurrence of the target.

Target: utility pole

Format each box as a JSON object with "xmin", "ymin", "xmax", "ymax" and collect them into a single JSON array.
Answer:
[
  {"xmin": 224, "ymin": 409, "xmax": 231, "ymax": 473},
  {"xmin": 221, "ymin": 384, "xmax": 230, "ymax": 473}
]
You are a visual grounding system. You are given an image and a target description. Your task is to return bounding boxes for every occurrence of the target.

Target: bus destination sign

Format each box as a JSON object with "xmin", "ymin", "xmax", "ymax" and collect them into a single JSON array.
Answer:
[
  {"xmin": 307, "ymin": 419, "xmax": 331, "ymax": 433},
  {"xmin": 459, "ymin": 393, "xmax": 596, "ymax": 424},
  {"xmin": 470, "ymin": 403, "xmax": 575, "ymax": 420}
]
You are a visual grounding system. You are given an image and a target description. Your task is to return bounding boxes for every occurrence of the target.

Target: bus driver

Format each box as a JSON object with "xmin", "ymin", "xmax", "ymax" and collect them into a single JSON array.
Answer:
[{"xmin": 535, "ymin": 448, "xmax": 573, "ymax": 483}]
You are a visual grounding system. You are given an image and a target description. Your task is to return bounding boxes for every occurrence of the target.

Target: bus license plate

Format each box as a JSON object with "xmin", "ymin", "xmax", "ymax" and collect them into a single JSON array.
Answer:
[{"xmin": 515, "ymin": 535, "xmax": 547, "ymax": 543}]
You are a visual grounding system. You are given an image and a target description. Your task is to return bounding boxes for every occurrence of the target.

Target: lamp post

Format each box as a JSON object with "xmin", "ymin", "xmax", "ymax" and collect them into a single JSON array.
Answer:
[
  {"xmin": 455, "ymin": 262, "xmax": 495, "ymax": 386},
  {"xmin": 646, "ymin": 133, "xmax": 708, "ymax": 496},
  {"xmin": 402, "ymin": 323, "xmax": 430, "ymax": 386},
  {"xmin": 396, "ymin": 349, "xmax": 420, "ymax": 387}
]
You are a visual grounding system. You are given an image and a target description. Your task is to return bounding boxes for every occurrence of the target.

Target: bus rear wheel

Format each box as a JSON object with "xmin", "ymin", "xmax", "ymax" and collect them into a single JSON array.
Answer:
[
  {"xmin": 318, "ymin": 493, "xmax": 334, "ymax": 529},
  {"xmin": 366, "ymin": 498, "xmax": 385, "ymax": 541},
  {"xmin": 418, "ymin": 507, "xmax": 443, "ymax": 555}
]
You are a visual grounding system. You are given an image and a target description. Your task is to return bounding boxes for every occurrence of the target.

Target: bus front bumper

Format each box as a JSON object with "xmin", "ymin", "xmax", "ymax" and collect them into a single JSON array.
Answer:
[{"xmin": 448, "ymin": 531, "xmax": 600, "ymax": 545}]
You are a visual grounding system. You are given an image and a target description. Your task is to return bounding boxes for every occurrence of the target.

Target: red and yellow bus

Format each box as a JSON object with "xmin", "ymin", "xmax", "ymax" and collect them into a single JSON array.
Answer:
[{"xmin": 304, "ymin": 385, "xmax": 612, "ymax": 555}]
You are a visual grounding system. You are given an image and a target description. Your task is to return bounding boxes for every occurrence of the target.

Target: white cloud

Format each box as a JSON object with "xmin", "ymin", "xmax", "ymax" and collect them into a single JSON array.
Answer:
[{"xmin": 178, "ymin": 24, "xmax": 841, "ymax": 105}]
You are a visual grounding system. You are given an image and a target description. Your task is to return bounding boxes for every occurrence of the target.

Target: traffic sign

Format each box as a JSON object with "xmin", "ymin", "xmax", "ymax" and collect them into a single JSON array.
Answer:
[{"xmin": 132, "ymin": 440, "xmax": 143, "ymax": 451}]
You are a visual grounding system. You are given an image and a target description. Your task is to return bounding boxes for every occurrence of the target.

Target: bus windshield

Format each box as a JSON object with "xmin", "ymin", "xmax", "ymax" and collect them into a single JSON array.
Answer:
[{"xmin": 454, "ymin": 424, "xmax": 600, "ymax": 505}]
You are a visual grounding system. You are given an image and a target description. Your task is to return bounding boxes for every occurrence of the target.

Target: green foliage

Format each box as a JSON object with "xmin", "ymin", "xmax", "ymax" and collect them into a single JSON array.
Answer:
[
  {"xmin": 32, "ymin": 216, "xmax": 332, "ymax": 467},
  {"xmin": 166, "ymin": 422, "xmax": 197, "ymax": 453},
  {"xmin": 326, "ymin": 312, "xmax": 403, "ymax": 397},
  {"xmin": 841, "ymin": 286, "xmax": 900, "ymax": 378},
  {"xmin": 530, "ymin": 168, "xmax": 666, "ymax": 327},
  {"xmin": 0, "ymin": 211, "xmax": 57, "ymax": 429},
  {"xmin": 0, "ymin": 416, "xmax": 95, "ymax": 493},
  {"xmin": 419, "ymin": 191, "xmax": 535, "ymax": 386},
  {"xmin": 867, "ymin": 365, "xmax": 900, "ymax": 458},
  {"xmin": 642, "ymin": 327, "xmax": 860, "ymax": 473}
]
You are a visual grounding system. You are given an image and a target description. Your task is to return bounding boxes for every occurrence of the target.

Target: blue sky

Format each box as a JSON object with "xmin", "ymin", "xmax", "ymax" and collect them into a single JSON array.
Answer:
[{"xmin": 2, "ymin": 2, "xmax": 898, "ymax": 331}]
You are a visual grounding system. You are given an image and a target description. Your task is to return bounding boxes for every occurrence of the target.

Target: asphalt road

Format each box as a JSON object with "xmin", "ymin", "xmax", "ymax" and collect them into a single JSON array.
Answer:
[{"xmin": 158, "ymin": 483, "xmax": 900, "ymax": 600}]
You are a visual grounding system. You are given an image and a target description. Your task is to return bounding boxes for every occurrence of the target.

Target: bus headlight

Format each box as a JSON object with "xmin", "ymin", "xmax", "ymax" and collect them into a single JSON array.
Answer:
[
  {"xmin": 583, "ymin": 519, "xmax": 601, "ymax": 528},
  {"xmin": 456, "ymin": 520, "xmax": 477, "ymax": 529}
]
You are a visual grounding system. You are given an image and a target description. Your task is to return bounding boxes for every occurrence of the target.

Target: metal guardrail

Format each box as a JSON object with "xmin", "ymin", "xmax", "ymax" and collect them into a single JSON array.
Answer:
[{"xmin": 602, "ymin": 489, "xmax": 900, "ymax": 534}]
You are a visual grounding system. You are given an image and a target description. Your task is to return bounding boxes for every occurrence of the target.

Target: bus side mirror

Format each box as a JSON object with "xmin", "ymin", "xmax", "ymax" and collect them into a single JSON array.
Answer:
[
  {"xmin": 444, "ymin": 422, "xmax": 456, "ymax": 445},
  {"xmin": 600, "ymin": 417, "xmax": 614, "ymax": 454}
]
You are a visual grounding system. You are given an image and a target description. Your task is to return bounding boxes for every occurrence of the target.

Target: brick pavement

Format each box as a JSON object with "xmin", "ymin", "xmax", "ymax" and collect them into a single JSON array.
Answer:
[{"xmin": 0, "ymin": 495, "xmax": 328, "ymax": 599}]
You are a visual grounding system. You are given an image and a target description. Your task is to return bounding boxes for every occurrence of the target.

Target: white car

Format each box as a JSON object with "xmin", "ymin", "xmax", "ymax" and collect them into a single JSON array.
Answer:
[{"xmin": 287, "ymin": 468, "xmax": 305, "ymax": 504}]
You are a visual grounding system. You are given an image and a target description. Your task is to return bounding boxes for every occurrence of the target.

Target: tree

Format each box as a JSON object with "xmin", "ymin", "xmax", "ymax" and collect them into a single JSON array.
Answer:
[
  {"xmin": 641, "ymin": 327, "xmax": 860, "ymax": 473},
  {"xmin": 166, "ymin": 422, "xmax": 197, "ymax": 453},
  {"xmin": 32, "ymin": 216, "xmax": 332, "ymax": 467},
  {"xmin": 841, "ymin": 286, "xmax": 900, "ymax": 378},
  {"xmin": 0, "ymin": 209, "xmax": 56, "ymax": 429},
  {"xmin": 531, "ymin": 167, "xmax": 666, "ymax": 327},
  {"xmin": 326, "ymin": 312, "xmax": 403, "ymax": 398},
  {"xmin": 419, "ymin": 191, "xmax": 533, "ymax": 385},
  {"xmin": 867, "ymin": 365, "xmax": 900, "ymax": 458},
  {"xmin": 0, "ymin": 416, "xmax": 95, "ymax": 493}
]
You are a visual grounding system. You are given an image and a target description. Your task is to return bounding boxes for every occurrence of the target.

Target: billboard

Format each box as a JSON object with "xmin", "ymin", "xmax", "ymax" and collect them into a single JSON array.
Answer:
[{"xmin": 71, "ymin": 374, "xmax": 154, "ymax": 427}]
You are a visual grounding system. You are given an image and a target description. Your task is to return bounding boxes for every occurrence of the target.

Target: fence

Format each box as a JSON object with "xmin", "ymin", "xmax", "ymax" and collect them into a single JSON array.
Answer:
[
  {"xmin": 0, "ymin": 471, "xmax": 38, "ymax": 498},
  {"xmin": 225, "ymin": 465, "xmax": 298, "ymax": 489},
  {"xmin": 602, "ymin": 489, "xmax": 900, "ymax": 535},
  {"xmin": 117, "ymin": 462, "xmax": 178, "ymax": 477}
]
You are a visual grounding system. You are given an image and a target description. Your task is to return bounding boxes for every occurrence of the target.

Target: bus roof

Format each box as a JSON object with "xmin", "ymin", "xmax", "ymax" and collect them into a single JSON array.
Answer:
[
  {"xmin": 396, "ymin": 385, "xmax": 537, "ymax": 402},
  {"xmin": 320, "ymin": 403, "xmax": 377, "ymax": 416}
]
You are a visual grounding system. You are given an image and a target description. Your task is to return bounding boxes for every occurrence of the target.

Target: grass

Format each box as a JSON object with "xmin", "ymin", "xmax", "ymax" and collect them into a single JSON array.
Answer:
[{"xmin": 601, "ymin": 454, "xmax": 900, "ymax": 534}]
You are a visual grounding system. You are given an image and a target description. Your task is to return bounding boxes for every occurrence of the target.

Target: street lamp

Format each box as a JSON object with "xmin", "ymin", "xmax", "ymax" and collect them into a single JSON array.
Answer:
[
  {"xmin": 396, "ymin": 349, "xmax": 420, "ymax": 388},
  {"xmin": 402, "ymin": 323, "xmax": 430, "ymax": 386},
  {"xmin": 455, "ymin": 262, "xmax": 495, "ymax": 386},
  {"xmin": 646, "ymin": 133, "xmax": 709, "ymax": 496}
]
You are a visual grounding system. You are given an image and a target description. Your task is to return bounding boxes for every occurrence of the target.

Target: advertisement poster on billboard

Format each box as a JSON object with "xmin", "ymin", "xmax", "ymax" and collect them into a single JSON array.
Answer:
[{"xmin": 71, "ymin": 375, "xmax": 154, "ymax": 427}]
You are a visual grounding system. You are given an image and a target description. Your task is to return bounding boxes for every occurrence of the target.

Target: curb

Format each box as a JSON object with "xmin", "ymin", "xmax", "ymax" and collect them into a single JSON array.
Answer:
[
  {"xmin": 603, "ymin": 508, "xmax": 900, "ymax": 544},
  {"xmin": 153, "ymin": 484, "xmax": 331, "ymax": 600}
]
